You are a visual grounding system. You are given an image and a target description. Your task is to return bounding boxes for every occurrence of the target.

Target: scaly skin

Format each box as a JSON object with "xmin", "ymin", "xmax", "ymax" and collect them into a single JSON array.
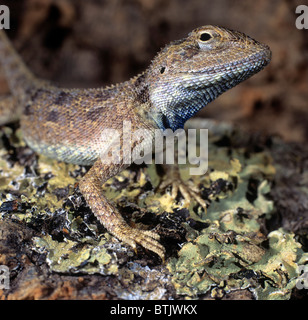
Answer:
[{"xmin": 0, "ymin": 26, "xmax": 271, "ymax": 260}]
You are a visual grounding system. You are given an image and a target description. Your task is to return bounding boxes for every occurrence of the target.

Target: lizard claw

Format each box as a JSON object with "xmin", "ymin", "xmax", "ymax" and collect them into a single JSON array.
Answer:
[{"xmin": 118, "ymin": 226, "xmax": 165, "ymax": 261}]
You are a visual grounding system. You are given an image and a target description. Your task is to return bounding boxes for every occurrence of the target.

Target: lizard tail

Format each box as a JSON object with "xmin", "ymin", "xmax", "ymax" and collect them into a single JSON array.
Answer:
[{"xmin": 0, "ymin": 29, "xmax": 38, "ymax": 99}]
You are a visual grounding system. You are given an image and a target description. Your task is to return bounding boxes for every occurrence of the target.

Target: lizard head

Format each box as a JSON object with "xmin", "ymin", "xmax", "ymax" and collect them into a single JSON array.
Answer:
[{"xmin": 146, "ymin": 25, "xmax": 271, "ymax": 131}]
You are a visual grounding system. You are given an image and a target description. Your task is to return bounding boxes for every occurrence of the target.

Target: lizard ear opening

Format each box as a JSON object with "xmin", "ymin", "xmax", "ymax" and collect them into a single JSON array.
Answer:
[{"xmin": 160, "ymin": 66, "xmax": 166, "ymax": 74}]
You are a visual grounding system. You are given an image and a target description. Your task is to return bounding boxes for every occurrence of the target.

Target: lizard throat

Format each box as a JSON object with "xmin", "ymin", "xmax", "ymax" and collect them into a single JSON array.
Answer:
[
  {"xmin": 154, "ymin": 85, "xmax": 222, "ymax": 131},
  {"xmin": 152, "ymin": 49, "xmax": 270, "ymax": 132}
]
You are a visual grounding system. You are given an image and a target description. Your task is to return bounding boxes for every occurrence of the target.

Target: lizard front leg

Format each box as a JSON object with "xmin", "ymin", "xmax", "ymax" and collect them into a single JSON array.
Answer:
[{"xmin": 79, "ymin": 159, "xmax": 165, "ymax": 260}]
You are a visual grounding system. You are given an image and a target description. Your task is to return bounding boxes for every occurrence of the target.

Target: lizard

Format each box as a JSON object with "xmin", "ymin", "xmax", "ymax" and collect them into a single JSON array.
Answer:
[{"xmin": 0, "ymin": 25, "xmax": 271, "ymax": 261}]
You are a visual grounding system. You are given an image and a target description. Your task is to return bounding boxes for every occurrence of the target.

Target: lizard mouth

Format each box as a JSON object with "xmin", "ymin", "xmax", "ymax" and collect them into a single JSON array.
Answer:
[
  {"xmin": 177, "ymin": 44, "xmax": 271, "ymax": 92},
  {"xmin": 182, "ymin": 45, "xmax": 271, "ymax": 76}
]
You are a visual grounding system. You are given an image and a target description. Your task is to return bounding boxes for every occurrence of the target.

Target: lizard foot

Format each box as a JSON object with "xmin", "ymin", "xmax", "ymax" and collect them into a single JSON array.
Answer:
[
  {"xmin": 159, "ymin": 165, "xmax": 207, "ymax": 212},
  {"xmin": 116, "ymin": 226, "xmax": 165, "ymax": 261}
]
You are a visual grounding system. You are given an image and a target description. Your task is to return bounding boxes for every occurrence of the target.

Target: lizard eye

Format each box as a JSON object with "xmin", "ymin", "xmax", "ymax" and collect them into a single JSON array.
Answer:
[{"xmin": 199, "ymin": 32, "xmax": 212, "ymax": 42}]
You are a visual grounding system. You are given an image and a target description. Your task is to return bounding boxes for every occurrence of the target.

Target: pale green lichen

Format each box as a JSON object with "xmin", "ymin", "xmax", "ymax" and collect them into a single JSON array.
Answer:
[
  {"xmin": 167, "ymin": 223, "xmax": 307, "ymax": 299},
  {"xmin": 251, "ymin": 229, "xmax": 308, "ymax": 300},
  {"xmin": 162, "ymin": 127, "xmax": 306, "ymax": 299},
  {"xmin": 33, "ymin": 234, "xmax": 118, "ymax": 275},
  {"xmin": 1, "ymin": 121, "xmax": 307, "ymax": 300}
]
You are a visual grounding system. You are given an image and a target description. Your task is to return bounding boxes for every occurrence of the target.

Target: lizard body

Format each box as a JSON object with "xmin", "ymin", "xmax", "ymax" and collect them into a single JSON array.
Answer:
[{"xmin": 0, "ymin": 26, "xmax": 271, "ymax": 260}]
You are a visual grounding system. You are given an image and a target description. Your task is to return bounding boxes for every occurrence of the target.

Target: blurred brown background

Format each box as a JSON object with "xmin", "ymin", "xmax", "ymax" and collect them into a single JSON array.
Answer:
[{"xmin": 1, "ymin": 0, "xmax": 307, "ymax": 143}]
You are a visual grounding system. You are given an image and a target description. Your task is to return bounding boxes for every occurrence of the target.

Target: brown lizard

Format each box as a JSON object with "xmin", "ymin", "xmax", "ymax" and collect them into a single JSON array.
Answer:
[{"xmin": 0, "ymin": 25, "xmax": 271, "ymax": 260}]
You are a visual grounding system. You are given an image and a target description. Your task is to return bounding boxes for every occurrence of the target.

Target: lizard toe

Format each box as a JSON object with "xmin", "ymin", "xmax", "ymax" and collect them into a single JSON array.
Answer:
[{"xmin": 129, "ymin": 228, "xmax": 165, "ymax": 261}]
